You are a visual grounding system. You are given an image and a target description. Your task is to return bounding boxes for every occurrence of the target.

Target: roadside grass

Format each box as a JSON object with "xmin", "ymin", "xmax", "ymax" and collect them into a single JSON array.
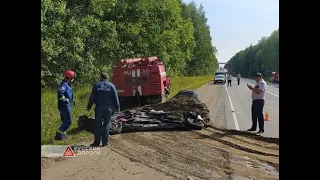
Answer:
[
  {"xmin": 167, "ymin": 75, "xmax": 212, "ymax": 98},
  {"xmin": 41, "ymin": 75, "xmax": 213, "ymax": 145}
]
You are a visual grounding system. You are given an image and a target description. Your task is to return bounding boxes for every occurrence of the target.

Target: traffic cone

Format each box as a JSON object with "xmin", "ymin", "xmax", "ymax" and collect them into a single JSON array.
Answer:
[{"xmin": 264, "ymin": 112, "xmax": 270, "ymax": 121}]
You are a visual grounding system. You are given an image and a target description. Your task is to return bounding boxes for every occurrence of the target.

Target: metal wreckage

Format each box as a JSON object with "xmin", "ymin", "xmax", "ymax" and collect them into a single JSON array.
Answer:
[{"xmin": 77, "ymin": 90, "xmax": 211, "ymax": 135}]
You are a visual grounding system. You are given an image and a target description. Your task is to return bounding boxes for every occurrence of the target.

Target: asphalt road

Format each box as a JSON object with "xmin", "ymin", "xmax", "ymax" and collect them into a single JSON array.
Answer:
[{"xmin": 222, "ymin": 77, "xmax": 279, "ymax": 138}]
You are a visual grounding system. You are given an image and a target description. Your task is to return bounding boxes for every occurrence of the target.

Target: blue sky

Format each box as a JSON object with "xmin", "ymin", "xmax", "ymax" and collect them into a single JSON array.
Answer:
[{"xmin": 182, "ymin": 0, "xmax": 279, "ymax": 68}]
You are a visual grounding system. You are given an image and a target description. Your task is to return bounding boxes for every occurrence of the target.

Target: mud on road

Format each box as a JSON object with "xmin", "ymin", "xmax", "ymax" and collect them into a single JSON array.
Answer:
[{"xmin": 41, "ymin": 82, "xmax": 279, "ymax": 180}]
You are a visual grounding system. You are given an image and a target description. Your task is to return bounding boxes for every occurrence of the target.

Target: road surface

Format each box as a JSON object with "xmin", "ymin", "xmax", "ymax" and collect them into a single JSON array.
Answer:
[
  {"xmin": 41, "ymin": 81, "xmax": 279, "ymax": 180},
  {"xmin": 220, "ymin": 78, "xmax": 279, "ymax": 138}
]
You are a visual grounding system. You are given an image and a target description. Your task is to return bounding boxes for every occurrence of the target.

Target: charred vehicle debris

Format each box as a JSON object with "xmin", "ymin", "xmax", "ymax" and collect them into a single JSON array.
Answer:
[{"xmin": 77, "ymin": 90, "xmax": 211, "ymax": 135}]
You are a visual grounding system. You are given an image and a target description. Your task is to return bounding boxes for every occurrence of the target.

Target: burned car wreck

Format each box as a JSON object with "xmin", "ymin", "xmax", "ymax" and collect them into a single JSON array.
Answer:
[{"xmin": 77, "ymin": 90, "xmax": 210, "ymax": 135}]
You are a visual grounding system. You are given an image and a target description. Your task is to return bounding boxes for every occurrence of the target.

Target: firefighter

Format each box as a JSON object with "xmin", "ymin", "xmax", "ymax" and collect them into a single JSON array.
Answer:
[
  {"xmin": 55, "ymin": 70, "xmax": 76, "ymax": 140},
  {"xmin": 87, "ymin": 72, "xmax": 120, "ymax": 147}
]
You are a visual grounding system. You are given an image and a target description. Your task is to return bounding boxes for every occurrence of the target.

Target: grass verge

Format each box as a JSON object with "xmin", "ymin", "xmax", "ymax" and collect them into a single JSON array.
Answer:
[{"xmin": 41, "ymin": 75, "xmax": 212, "ymax": 145}]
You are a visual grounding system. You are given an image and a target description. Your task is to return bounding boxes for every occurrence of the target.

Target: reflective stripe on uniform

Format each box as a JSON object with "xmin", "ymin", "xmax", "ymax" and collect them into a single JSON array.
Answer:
[
  {"xmin": 59, "ymin": 95, "xmax": 66, "ymax": 100},
  {"xmin": 57, "ymin": 129, "xmax": 66, "ymax": 134}
]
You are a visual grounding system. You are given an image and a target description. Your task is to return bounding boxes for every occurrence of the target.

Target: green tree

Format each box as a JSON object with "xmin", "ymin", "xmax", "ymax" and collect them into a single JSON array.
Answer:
[
  {"xmin": 225, "ymin": 29, "xmax": 279, "ymax": 77},
  {"xmin": 182, "ymin": 2, "xmax": 218, "ymax": 76},
  {"xmin": 41, "ymin": 0, "xmax": 218, "ymax": 87}
]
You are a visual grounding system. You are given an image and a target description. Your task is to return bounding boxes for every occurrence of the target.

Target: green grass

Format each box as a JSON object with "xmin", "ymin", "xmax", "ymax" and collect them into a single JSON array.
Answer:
[
  {"xmin": 167, "ymin": 75, "xmax": 212, "ymax": 98},
  {"xmin": 41, "ymin": 75, "xmax": 212, "ymax": 145}
]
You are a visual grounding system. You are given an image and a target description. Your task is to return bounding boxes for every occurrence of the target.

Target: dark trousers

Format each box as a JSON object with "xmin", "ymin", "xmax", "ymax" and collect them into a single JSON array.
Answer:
[
  {"xmin": 94, "ymin": 107, "xmax": 112, "ymax": 145},
  {"xmin": 251, "ymin": 99, "xmax": 265, "ymax": 131},
  {"xmin": 227, "ymin": 80, "xmax": 231, "ymax": 86},
  {"xmin": 237, "ymin": 78, "xmax": 240, "ymax": 85}
]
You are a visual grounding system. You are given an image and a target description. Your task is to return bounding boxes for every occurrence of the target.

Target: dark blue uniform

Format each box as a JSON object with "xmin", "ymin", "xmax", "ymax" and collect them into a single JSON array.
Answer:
[
  {"xmin": 55, "ymin": 80, "xmax": 73, "ymax": 140},
  {"xmin": 87, "ymin": 80, "xmax": 120, "ymax": 145}
]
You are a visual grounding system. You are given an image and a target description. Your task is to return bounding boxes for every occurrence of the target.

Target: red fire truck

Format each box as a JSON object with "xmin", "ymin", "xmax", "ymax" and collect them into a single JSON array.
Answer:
[
  {"xmin": 270, "ymin": 72, "xmax": 279, "ymax": 83},
  {"xmin": 112, "ymin": 56, "xmax": 171, "ymax": 106}
]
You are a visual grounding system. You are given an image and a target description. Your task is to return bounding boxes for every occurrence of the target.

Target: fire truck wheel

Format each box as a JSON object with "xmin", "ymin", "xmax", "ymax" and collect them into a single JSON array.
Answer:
[{"xmin": 109, "ymin": 121, "xmax": 123, "ymax": 135}]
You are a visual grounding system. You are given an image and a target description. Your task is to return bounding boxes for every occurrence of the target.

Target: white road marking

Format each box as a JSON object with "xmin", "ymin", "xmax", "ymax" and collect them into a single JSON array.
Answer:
[
  {"xmin": 266, "ymin": 91, "xmax": 279, "ymax": 97},
  {"xmin": 225, "ymin": 84, "xmax": 240, "ymax": 130}
]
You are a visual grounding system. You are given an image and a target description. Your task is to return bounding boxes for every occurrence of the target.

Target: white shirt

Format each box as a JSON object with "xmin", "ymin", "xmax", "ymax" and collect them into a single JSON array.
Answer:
[
  {"xmin": 227, "ymin": 75, "xmax": 232, "ymax": 80},
  {"xmin": 237, "ymin": 74, "xmax": 241, "ymax": 79},
  {"xmin": 252, "ymin": 79, "xmax": 267, "ymax": 100}
]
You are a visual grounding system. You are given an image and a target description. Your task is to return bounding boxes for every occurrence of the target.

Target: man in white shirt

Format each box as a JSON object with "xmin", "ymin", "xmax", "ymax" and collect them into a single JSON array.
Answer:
[
  {"xmin": 227, "ymin": 74, "xmax": 232, "ymax": 87},
  {"xmin": 237, "ymin": 73, "xmax": 241, "ymax": 85},
  {"xmin": 246, "ymin": 73, "xmax": 267, "ymax": 134}
]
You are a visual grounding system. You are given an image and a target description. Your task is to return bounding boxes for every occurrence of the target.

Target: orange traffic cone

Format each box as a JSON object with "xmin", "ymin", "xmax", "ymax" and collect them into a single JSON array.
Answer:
[{"xmin": 264, "ymin": 112, "xmax": 270, "ymax": 121}]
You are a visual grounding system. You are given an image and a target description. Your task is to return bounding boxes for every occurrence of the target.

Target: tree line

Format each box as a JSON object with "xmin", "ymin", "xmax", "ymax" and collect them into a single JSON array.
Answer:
[
  {"xmin": 224, "ymin": 29, "xmax": 279, "ymax": 78},
  {"xmin": 41, "ymin": 0, "xmax": 218, "ymax": 87}
]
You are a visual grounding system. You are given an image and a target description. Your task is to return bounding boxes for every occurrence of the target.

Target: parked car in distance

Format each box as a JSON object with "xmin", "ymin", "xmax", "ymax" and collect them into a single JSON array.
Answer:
[{"xmin": 214, "ymin": 74, "xmax": 226, "ymax": 84}]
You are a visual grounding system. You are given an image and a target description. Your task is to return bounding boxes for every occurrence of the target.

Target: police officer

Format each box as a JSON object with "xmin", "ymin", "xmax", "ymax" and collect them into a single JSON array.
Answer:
[
  {"xmin": 87, "ymin": 72, "xmax": 120, "ymax": 147},
  {"xmin": 55, "ymin": 70, "xmax": 76, "ymax": 140},
  {"xmin": 246, "ymin": 73, "xmax": 267, "ymax": 134}
]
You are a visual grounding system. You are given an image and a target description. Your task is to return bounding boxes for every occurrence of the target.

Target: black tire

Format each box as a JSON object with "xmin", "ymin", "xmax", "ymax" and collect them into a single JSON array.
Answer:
[
  {"xmin": 185, "ymin": 118, "xmax": 204, "ymax": 130},
  {"xmin": 109, "ymin": 121, "xmax": 123, "ymax": 135}
]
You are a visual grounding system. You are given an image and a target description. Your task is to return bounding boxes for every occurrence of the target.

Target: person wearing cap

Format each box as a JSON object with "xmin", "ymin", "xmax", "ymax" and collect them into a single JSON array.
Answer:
[
  {"xmin": 246, "ymin": 73, "xmax": 267, "ymax": 134},
  {"xmin": 87, "ymin": 72, "xmax": 120, "ymax": 147},
  {"xmin": 55, "ymin": 70, "xmax": 76, "ymax": 140}
]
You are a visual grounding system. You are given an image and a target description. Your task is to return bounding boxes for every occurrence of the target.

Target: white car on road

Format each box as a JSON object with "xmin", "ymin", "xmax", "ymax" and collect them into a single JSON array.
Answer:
[{"xmin": 214, "ymin": 74, "xmax": 226, "ymax": 84}]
